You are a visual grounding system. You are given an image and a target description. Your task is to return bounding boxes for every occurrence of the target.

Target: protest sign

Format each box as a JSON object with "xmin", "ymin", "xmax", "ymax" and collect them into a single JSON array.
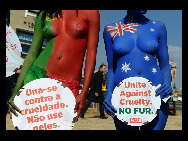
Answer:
[
  {"xmin": 112, "ymin": 77, "xmax": 161, "ymax": 126},
  {"xmin": 12, "ymin": 78, "xmax": 77, "ymax": 130}
]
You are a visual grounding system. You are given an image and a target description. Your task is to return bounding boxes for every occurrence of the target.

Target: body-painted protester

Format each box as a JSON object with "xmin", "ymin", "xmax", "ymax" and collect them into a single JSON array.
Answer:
[
  {"xmin": 8, "ymin": 10, "xmax": 100, "ymax": 122},
  {"xmin": 103, "ymin": 10, "xmax": 173, "ymax": 130}
]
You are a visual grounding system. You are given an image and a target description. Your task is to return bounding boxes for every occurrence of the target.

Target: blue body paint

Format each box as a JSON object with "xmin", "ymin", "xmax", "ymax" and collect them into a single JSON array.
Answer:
[{"xmin": 103, "ymin": 10, "xmax": 173, "ymax": 130}]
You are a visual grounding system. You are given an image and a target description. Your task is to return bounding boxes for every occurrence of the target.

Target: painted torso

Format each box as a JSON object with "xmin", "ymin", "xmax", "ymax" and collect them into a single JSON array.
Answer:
[
  {"xmin": 105, "ymin": 18, "xmax": 164, "ymax": 86},
  {"xmin": 34, "ymin": 10, "xmax": 89, "ymax": 81}
]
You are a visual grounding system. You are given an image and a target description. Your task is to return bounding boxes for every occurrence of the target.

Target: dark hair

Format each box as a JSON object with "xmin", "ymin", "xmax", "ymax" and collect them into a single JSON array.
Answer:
[
  {"xmin": 38, "ymin": 10, "xmax": 62, "ymax": 27},
  {"xmin": 99, "ymin": 64, "xmax": 106, "ymax": 70}
]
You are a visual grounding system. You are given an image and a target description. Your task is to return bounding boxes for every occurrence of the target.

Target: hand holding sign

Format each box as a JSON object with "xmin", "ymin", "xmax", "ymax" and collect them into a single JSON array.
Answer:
[
  {"xmin": 103, "ymin": 96, "xmax": 117, "ymax": 118},
  {"xmin": 155, "ymin": 83, "xmax": 173, "ymax": 101}
]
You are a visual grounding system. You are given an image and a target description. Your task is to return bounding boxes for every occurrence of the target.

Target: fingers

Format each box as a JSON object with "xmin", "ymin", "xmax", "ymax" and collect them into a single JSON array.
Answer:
[
  {"xmin": 9, "ymin": 108, "xmax": 12, "ymax": 119},
  {"xmin": 155, "ymin": 84, "xmax": 173, "ymax": 99},
  {"xmin": 161, "ymin": 87, "xmax": 173, "ymax": 99},
  {"xmin": 103, "ymin": 101, "xmax": 117, "ymax": 118},
  {"xmin": 10, "ymin": 109, "xmax": 18, "ymax": 117},
  {"xmin": 74, "ymin": 101, "xmax": 85, "ymax": 122},
  {"xmin": 74, "ymin": 102, "xmax": 79, "ymax": 113},
  {"xmin": 104, "ymin": 105, "xmax": 115, "ymax": 118},
  {"xmin": 155, "ymin": 83, "xmax": 166, "ymax": 93},
  {"xmin": 76, "ymin": 108, "xmax": 82, "ymax": 122},
  {"xmin": 104, "ymin": 101, "xmax": 117, "ymax": 113},
  {"xmin": 8, "ymin": 104, "xmax": 18, "ymax": 117},
  {"xmin": 7, "ymin": 101, "xmax": 21, "ymax": 117},
  {"xmin": 156, "ymin": 84, "xmax": 168, "ymax": 96},
  {"xmin": 8, "ymin": 101, "xmax": 21, "ymax": 113},
  {"xmin": 74, "ymin": 102, "xmax": 79, "ymax": 122},
  {"xmin": 8, "ymin": 106, "xmax": 13, "ymax": 119}
]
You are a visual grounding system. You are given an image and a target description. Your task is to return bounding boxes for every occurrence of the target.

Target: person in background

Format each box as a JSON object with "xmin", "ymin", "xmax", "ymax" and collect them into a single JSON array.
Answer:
[{"xmin": 80, "ymin": 64, "xmax": 107, "ymax": 119}]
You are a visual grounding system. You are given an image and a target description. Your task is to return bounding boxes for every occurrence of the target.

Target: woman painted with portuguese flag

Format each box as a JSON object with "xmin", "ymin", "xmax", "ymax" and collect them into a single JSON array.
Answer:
[{"xmin": 7, "ymin": 10, "xmax": 100, "ymax": 122}]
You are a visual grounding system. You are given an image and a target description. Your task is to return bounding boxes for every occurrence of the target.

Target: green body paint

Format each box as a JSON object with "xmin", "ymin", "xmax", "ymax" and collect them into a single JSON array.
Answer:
[
  {"xmin": 33, "ymin": 14, "xmax": 55, "ymax": 70},
  {"xmin": 11, "ymin": 11, "xmax": 55, "ymax": 96}
]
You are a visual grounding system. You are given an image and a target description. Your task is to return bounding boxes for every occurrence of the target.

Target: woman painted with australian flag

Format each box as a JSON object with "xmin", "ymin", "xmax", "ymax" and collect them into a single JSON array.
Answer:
[{"xmin": 103, "ymin": 10, "xmax": 173, "ymax": 130}]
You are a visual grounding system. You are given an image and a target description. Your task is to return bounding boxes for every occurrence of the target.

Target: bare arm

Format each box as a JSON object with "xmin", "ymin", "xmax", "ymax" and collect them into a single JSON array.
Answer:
[
  {"xmin": 155, "ymin": 21, "xmax": 173, "ymax": 99},
  {"xmin": 74, "ymin": 10, "xmax": 100, "ymax": 121},
  {"xmin": 7, "ymin": 11, "xmax": 44, "ymax": 116},
  {"xmin": 103, "ymin": 24, "xmax": 117, "ymax": 117}
]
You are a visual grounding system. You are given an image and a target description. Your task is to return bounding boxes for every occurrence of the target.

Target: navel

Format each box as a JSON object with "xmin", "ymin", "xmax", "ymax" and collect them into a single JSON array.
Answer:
[{"xmin": 58, "ymin": 55, "xmax": 62, "ymax": 60}]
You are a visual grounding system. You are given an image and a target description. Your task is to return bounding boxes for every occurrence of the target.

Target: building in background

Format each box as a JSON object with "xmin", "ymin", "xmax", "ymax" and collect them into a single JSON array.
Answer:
[{"xmin": 10, "ymin": 10, "xmax": 47, "ymax": 59}]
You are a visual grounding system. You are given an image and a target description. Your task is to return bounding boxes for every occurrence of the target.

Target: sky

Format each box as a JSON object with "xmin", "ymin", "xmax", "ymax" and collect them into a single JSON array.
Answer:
[{"xmin": 89, "ymin": 10, "xmax": 182, "ymax": 89}]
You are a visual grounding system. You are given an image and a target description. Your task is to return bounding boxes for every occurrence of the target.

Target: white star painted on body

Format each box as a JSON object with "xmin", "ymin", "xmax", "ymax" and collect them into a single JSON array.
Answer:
[
  {"xmin": 153, "ymin": 21, "xmax": 156, "ymax": 24},
  {"xmin": 144, "ymin": 55, "xmax": 150, "ymax": 61},
  {"xmin": 152, "ymin": 67, "xmax": 157, "ymax": 74},
  {"xmin": 122, "ymin": 62, "xmax": 131, "ymax": 73},
  {"xmin": 150, "ymin": 28, "xmax": 155, "ymax": 32}
]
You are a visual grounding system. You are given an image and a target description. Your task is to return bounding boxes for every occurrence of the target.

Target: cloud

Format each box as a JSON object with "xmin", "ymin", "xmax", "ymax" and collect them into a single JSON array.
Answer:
[{"xmin": 168, "ymin": 45, "xmax": 182, "ymax": 62}]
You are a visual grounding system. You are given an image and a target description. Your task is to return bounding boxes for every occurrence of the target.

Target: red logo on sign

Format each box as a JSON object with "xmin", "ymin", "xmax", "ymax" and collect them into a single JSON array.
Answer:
[{"xmin": 130, "ymin": 118, "xmax": 142, "ymax": 123}]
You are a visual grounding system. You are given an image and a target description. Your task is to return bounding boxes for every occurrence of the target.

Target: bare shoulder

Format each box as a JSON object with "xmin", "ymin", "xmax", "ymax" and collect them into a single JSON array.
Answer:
[
  {"xmin": 85, "ymin": 10, "xmax": 99, "ymax": 20},
  {"xmin": 154, "ymin": 21, "xmax": 167, "ymax": 31},
  {"xmin": 86, "ymin": 10, "xmax": 99, "ymax": 15}
]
